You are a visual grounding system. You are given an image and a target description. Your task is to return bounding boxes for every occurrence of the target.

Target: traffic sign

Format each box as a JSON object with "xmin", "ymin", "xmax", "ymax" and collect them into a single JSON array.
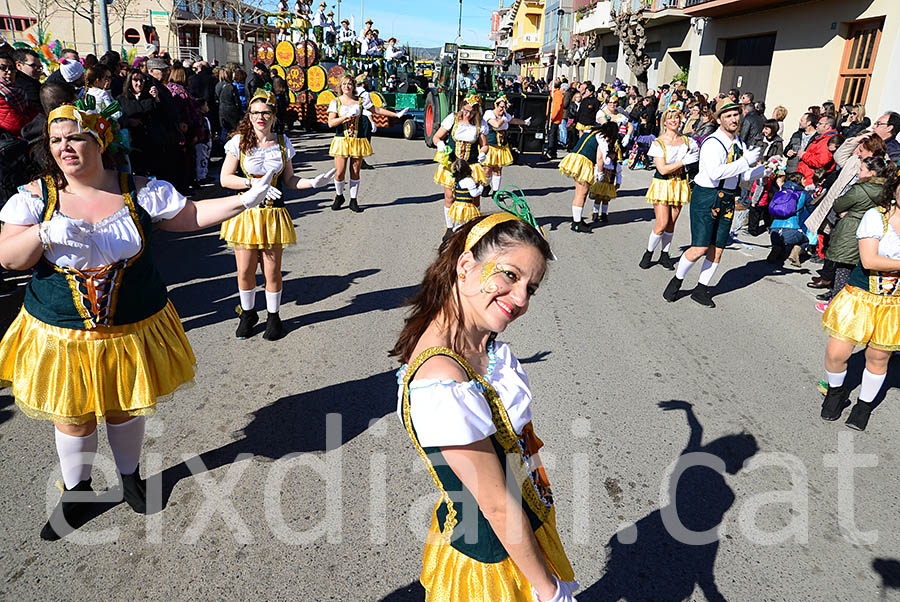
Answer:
[{"xmin": 124, "ymin": 28, "xmax": 141, "ymax": 44}]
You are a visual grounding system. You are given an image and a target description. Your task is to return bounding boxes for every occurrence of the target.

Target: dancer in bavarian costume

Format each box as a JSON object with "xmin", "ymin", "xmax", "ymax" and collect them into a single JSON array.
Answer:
[
  {"xmin": 639, "ymin": 105, "xmax": 699, "ymax": 270},
  {"xmin": 447, "ymin": 158, "xmax": 485, "ymax": 231},
  {"xmin": 482, "ymin": 93, "xmax": 531, "ymax": 194},
  {"xmin": 590, "ymin": 92, "xmax": 632, "ymax": 224},
  {"xmin": 820, "ymin": 171, "xmax": 900, "ymax": 431},
  {"xmin": 221, "ymin": 85, "xmax": 336, "ymax": 341},
  {"xmin": 391, "ymin": 194, "xmax": 578, "ymax": 602},
  {"xmin": 0, "ymin": 101, "xmax": 277, "ymax": 541},
  {"xmin": 327, "ymin": 74, "xmax": 406, "ymax": 213},
  {"xmin": 662, "ymin": 100, "xmax": 764, "ymax": 308},
  {"xmin": 587, "ymin": 121, "xmax": 623, "ymax": 226},
  {"xmin": 558, "ymin": 122, "xmax": 603, "ymax": 233},
  {"xmin": 433, "ymin": 89, "xmax": 489, "ymax": 237}
]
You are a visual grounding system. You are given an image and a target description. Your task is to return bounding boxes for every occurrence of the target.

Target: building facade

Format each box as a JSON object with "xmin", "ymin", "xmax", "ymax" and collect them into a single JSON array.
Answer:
[
  {"xmin": 538, "ymin": 0, "xmax": 573, "ymax": 80},
  {"xmin": 497, "ymin": 0, "xmax": 546, "ymax": 77}
]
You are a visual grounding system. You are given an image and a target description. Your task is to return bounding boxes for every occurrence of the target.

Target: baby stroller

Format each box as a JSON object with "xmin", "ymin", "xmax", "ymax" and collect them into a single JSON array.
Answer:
[{"xmin": 628, "ymin": 134, "xmax": 655, "ymax": 170}]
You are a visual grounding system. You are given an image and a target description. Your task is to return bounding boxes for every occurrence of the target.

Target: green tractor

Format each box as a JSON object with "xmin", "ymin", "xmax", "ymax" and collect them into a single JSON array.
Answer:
[{"xmin": 423, "ymin": 43, "xmax": 549, "ymax": 159}]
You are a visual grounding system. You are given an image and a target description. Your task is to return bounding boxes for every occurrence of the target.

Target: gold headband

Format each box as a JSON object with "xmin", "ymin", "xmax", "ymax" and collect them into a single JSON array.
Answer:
[
  {"xmin": 250, "ymin": 86, "xmax": 277, "ymax": 106},
  {"xmin": 464, "ymin": 213, "xmax": 520, "ymax": 252},
  {"xmin": 47, "ymin": 105, "xmax": 114, "ymax": 151}
]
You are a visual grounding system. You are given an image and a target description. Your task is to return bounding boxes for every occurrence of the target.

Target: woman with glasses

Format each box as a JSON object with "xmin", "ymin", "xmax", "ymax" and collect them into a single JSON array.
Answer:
[
  {"xmin": 433, "ymin": 90, "xmax": 489, "ymax": 238},
  {"xmin": 482, "ymin": 94, "xmax": 531, "ymax": 194},
  {"xmin": 220, "ymin": 87, "xmax": 335, "ymax": 341},
  {"xmin": 840, "ymin": 104, "xmax": 870, "ymax": 139}
]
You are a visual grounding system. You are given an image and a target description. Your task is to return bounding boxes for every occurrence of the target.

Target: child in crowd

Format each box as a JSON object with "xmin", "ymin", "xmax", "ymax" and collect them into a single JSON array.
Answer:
[
  {"xmin": 194, "ymin": 98, "xmax": 212, "ymax": 183},
  {"xmin": 766, "ymin": 172, "xmax": 811, "ymax": 266},
  {"xmin": 446, "ymin": 158, "xmax": 485, "ymax": 234}
]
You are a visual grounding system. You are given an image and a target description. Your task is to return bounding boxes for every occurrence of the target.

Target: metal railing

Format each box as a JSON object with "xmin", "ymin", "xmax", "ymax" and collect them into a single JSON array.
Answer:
[{"xmin": 684, "ymin": 0, "xmax": 712, "ymax": 6}]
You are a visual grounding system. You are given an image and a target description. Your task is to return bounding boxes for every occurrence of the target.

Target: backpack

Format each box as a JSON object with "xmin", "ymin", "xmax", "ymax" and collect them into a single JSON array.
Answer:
[
  {"xmin": 768, "ymin": 188, "xmax": 803, "ymax": 218},
  {"xmin": 0, "ymin": 131, "xmax": 31, "ymax": 206}
]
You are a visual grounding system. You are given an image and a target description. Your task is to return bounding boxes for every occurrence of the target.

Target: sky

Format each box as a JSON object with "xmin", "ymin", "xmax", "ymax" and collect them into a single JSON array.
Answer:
[{"xmin": 326, "ymin": 0, "xmax": 501, "ymax": 48}]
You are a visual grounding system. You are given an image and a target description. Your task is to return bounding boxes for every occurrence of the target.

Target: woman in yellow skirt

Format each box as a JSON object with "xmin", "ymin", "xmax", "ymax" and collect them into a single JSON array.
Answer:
[
  {"xmin": 220, "ymin": 85, "xmax": 335, "ymax": 341},
  {"xmin": 639, "ymin": 106, "xmax": 699, "ymax": 270},
  {"xmin": 558, "ymin": 122, "xmax": 609, "ymax": 233},
  {"xmin": 327, "ymin": 74, "xmax": 406, "ymax": 213},
  {"xmin": 820, "ymin": 173, "xmax": 900, "ymax": 431},
  {"xmin": 447, "ymin": 158, "xmax": 485, "ymax": 231},
  {"xmin": 482, "ymin": 94, "xmax": 531, "ymax": 193},
  {"xmin": 433, "ymin": 89, "xmax": 489, "ymax": 234},
  {"xmin": 392, "ymin": 207, "xmax": 578, "ymax": 602},
  {"xmin": 0, "ymin": 102, "xmax": 277, "ymax": 540}
]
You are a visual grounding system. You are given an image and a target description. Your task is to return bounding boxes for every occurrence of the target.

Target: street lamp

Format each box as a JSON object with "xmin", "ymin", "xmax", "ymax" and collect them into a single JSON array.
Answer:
[{"xmin": 553, "ymin": 7, "xmax": 565, "ymax": 80}]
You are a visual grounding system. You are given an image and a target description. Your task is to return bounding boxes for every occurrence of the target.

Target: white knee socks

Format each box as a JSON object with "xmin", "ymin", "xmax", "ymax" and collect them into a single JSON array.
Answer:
[
  {"xmin": 601, "ymin": 203, "xmax": 609, "ymax": 215},
  {"xmin": 349, "ymin": 179, "xmax": 360, "ymax": 200},
  {"xmin": 443, "ymin": 206, "xmax": 453, "ymax": 228},
  {"xmin": 698, "ymin": 259, "xmax": 719, "ymax": 286},
  {"xmin": 239, "ymin": 288, "xmax": 257, "ymax": 312},
  {"xmin": 675, "ymin": 255, "xmax": 697, "ymax": 280},
  {"xmin": 572, "ymin": 205, "xmax": 583, "ymax": 223},
  {"xmin": 266, "ymin": 289, "xmax": 282, "ymax": 314},
  {"xmin": 334, "ymin": 179, "xmax": 345, "ymax": 196},
  {"xmin": 592, "ymin": 202, "xmax": 602, "ymax": 216},
  {"xmin": 107, "ymin": 416, "xmax": 145, "ymax": 476},
  {"xmin": 859, "ymin": 369, "xmax": 886, "ymax": 402},
  {"xmin": 661, "ymin": 232, "xmax": 674, "ymax": 253},
  {"xmin": 491, "ymin": 175, "xmax": 501, "ymax": 191},
  {"xmin": 647, "ymin": 232, "xmax": 663, "ymax": 253},
  {"xmin": 55, "ymin": 428, "xmax": 98, "ymax": 489},
  {"xmin": 825, "ymin": 369, "xmax": 847, "ymax": 388}
]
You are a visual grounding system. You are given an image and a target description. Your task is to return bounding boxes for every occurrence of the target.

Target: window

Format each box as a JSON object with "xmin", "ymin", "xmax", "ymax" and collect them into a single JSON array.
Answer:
[
  {"xmin": 602, "ymin": 44, "xmax": 618, "ymax": 62},
  {"xmin": 0, "ymin": 16, "xmax": 37, "ymax": 32},
  {"xmin": 835, "ymin": 17, "xmax": 884, "ymax": 107}
]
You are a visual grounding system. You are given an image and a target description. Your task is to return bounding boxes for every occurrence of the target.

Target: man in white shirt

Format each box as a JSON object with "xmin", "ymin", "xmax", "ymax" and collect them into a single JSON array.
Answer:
[
  {"xmin": 384, "ymin": 37, "xmax": 405, "ymax": 61},
  {"xmin": 323, "ymin": 10, "xmax": 337, "ymax": 57},
  {"xmin": 337, "ymin": 18, "xmax": 356, "ymax": 56},
  {"xmin": 662, "ymin": 101, "xmax": 764, "ymax": 307},
  {"xmin": 311, "ymin": 1, "xmax": 326, "ymax": 45},
  {"xmin": 358, "ymin": 18, "xmax": 373, "ymax": 43}
]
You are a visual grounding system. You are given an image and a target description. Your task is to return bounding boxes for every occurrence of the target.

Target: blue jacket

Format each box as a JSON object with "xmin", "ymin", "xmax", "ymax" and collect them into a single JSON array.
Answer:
[{"xmin": 770, "ymin": 181, "xmax": 808, "ymax": 230}]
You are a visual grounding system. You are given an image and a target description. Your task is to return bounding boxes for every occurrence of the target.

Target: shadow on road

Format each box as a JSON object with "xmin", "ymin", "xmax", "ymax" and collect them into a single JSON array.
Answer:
[
  {"xmin": 580, "ymin": 400, "xmax": 757, "ymax": 602},
  {"xmin": 379, "ymin": 581, "xmax": 426, "ymax": 601},
  {"xmin": 284, "ymin": 283, "xmax": 418, "ymax": 332},
  {"xmin": 873, "ymin": 558, "xmax": 900, "ymax": 592},
  {"xmin": 714, "ymin": 259, "xmax": 810, "ymax": 298},
  {"xmin": 0, "ymin": 394, "xmax": 13, "ymax": 426}
]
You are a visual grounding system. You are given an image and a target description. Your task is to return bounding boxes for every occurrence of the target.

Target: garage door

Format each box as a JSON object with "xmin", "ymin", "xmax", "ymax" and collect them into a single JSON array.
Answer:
[{"xmin": 719, "ymin": 34, "xmax": 776, "ymax": 100}]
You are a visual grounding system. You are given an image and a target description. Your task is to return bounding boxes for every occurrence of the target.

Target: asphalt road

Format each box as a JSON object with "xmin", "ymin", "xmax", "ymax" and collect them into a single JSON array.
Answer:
[{"xmin": 1, "ymin": 132, "xmax": 898, "ymax": 601}]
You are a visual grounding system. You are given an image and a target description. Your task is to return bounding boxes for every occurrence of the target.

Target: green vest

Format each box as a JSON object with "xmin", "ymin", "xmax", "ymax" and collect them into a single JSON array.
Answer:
[
  {"xmin": 240, "ymin": 134, "xmax": 288, "ymax": 208},
  {"xmin": 848, "ymin": 209, "xmax": 900, "ymax": 296},
  {"xmin": 573, "ymin": 129, "xmax": 600, "ymax": 162},
  {"xmin": 333, "ymin": 100, "xmax": 372, "ymax": 140},
  {"xmin": 454, "ymin": 182, "xmax": 477, "ymax": 205},
  {"xmin": 446, "ymin": 120, "xmax": 479, "ymax": 164},
  {"xmin": 24, "ymin": 174, "xmax": 169, "ymax": 330}
]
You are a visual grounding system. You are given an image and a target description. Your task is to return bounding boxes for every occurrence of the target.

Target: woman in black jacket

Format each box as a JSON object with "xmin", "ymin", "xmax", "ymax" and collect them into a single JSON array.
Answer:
[
  {"xmin": 117, "ymin": 69, "xmax": 168, "ymax": 176},
  {"xmin": 216, "ymin": 67, "xmax": 243, "ymax": 136}
]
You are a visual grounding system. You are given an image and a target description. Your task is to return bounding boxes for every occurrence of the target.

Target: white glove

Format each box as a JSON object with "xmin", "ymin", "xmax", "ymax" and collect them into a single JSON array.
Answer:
[
  {"xmin": 743, "ymin": 146, "xmax": 761, "ymax": 165},
  {"xmin": 594, "ymin": 166, "xmax": 603, "ymax": 181},
  {"xmin": 264, "ymin": 186, "xmax": 283, "ymax": 202},
  {"xmin": 533, "ymin": 577, "xmax": 580, "ymax": 602},
  {"xmin": 622, "ymin": 133, "xmax": 631, "ymax": 147},
  {"xmin": 239, "ymin": 169, "xmax": 276, "ymax": 209},
  {"xmin": 39, "ymin": 218, "xmax": 89, "ymax": 250},
  {"xmin": 682, "ymin": 149, "xmax": 700, "ymax": 166},
  {"xmin": 311, "ymin": 167, "xmax": 337, "ymax": 188},
  {"xmin": 396, "ymin": 108, "xmax": 409, "ymax": 118},
  {"xmin": 436, "ymin": 140, "xmax": 447, "ymax": 153},
  {"xmin": 524, "ymin": 116, "xmax": 532, "ymax": 126},
  {"xmin": 478, "ymin": 151, "xmax": 487, "ymax": 163}
]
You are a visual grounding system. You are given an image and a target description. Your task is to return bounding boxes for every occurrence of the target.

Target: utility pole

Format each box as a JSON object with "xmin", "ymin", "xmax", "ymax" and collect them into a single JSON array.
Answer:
[
  {"xmin": 455, "ymin": 0, "xmax": 462, "ymax": 114},
  {"xmin": 98, "ymin": 0, "xmax": 112, "ymax": 53}
]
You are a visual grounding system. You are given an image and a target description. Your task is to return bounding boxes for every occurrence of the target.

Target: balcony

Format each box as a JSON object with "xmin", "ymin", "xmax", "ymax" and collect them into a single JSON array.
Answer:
[
  {"xmin": 683, "ymin": 0, "xmax": 808, "ymax": 18},
  {"xmin": 574, "ymin": 0, "xmax": 612, "ymax": 35}
]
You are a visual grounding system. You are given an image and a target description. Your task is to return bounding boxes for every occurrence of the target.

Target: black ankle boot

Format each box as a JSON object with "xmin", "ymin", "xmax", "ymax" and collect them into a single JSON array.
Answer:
[
  {"xmin": 349, "ymin": 197, "xmax": 363, "ymax": 213},
  {"xmin": 570, "ymin": 221, "xmax": 592, "ymax": 233},
  {"xmin": 120, "ymin": 465, "xmax": 147, "ymax": 514},
  {"xmin": 662, "ymin": 275, "xmax": 683, "ymax": 302},
  {"xmin": 639, "ymin": 250, "xmax": 654, "ymax": 269},
  {"xmin": 658, "ymin": 251, "xmax": 676, "ymax": 270},
  {"xmin": 40, "ymin": 479, "xmax": 95, "ymax": 541},
  {"xmin": 845, "ymin": 400, "xmax": 873, "ymax": 431},
  {"xmin": 235, "ymin": 308, "xmax": 258, "ymax": 339},
  {"xmin": 263, "ymin": 312, "xmax": 284, "ymax": 341},
  {"xmin": 691, "ymin": 283, "xmax": 716, "ymax": 308},
  {"xmin": 331, "ymin": 194, "xmax": 345, "ymax": 210},
  {"xmin": 820, "ymin": 385, "xmax": 850, "ymax": 421}
]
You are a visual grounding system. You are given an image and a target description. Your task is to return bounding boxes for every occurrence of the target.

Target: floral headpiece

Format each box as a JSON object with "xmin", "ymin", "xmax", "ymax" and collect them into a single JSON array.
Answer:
[
  {"xmin": 464, "ymin": 187, "xmax": 549, "ymax": 254},
  {"xmin": 766, "ymin": 155, "xmax": 788, "ymax": 175},
  {"xmin": 464, "ymin": 89, "xmax": 483, "ymax": 107},
  {"xmin": 250, "ymin": 83, "xmax": 277, "ymax": 107},
  {"xmin": 47, "ymin": 96, "xmax": 119, "ymax": 151},
  {"xmin": 494, "ymin": 93, "xmax": 508, "ymax": 105}
]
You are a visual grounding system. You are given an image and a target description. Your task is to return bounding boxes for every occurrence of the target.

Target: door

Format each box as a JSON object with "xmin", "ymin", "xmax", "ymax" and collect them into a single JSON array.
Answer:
[
  {"xmin": 834, "ymin": 18, "xmax": 884, "ymax": 107},
  {"xmin": 602, "ymin": 44, "xmax": 618, "ymax": 83},
  {"xmin": 719, "ymin": 34, "xmax": 776, "ymax": 100}
]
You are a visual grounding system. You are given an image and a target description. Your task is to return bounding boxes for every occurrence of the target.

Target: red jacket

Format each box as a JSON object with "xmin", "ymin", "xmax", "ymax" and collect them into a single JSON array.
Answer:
[
  {"xmin": 798, "ymin": 130, "xmax": 838, "ymax": 186},
  {"xmin": 0, "ymin": 80, "xmax": 38, "ymax": 138}
]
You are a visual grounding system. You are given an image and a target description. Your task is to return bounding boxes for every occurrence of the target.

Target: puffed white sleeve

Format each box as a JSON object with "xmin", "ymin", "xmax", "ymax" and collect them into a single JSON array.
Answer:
[
  {"xmin": 224, "ymin": 134, "xmax": 241, "ymax": 157},
  {"xmin": 648, "ymin": 140, "xmax": 665, "ymax": 158},
  {"xmin": 327, "ymin": 98, "xmax": 339, "ymax": 114},
  {"xmin": 460, "ymin": 176, "xmax": 483, "ymax": 198},
  {"xmin": 0, "ymin": 187, "xmax": 43, "ymax": 225},
  {"xmin": 361, "ymin": 93, "xmax": 375, "ymax": 111},
  {"xmin": 136, "ymin": 178, "xmax": 188, "ymax": 223},
  {"xmin": 441, "ymin": 114, "xmax": 456, "ymax": 130},
  {"xmin": 857, "ymin": 208, "xmax": 886, "ymax": 240},
  {"xmin": 284, "ymin": 137, "xmax": 297, "ymax": 160},
  {"xmin": 408, "ymin": 381, "xmax": 497, "ymax": 447}
]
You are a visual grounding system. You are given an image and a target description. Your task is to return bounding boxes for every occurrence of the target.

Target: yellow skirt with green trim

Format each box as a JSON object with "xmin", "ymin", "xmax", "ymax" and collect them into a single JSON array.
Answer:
[
  {"xmin": 822, "ymin": 285, "xmax": 900, "ymax": 351},
  {"xmin": 420, "ymin": 503, "xmax": 574, "ymax": 601},
  {"xmin": 435, "ymin": 162, "xmax": 487, "ymax": 189},
  {"xmin": 484, "ymin": 145, "xmax": 514, "ymax": 168},
  {"xmin": 448, "ymin": 201, "xmax": 481, "ymax": 228},
  {"xmin": 590, "ymin": 181, "xmax": 617, "ymax": 200},
  {"xmin": 558, "ymin": 153, "xmax": 594, "ymax": 186},
  {"xmin": 220, "ymin": 206, "xmax": 296, "ymax": 249},
  {"xmin": 329, "ymin": 136, "xmax": 374, "ymax": 158},
  {"xmin": 0, "ymin": 302, "xmax": 195, "ymax": 424},
  {"xmin": 646, "ymin": 177, "xmax": 691, "ymax": 206}
]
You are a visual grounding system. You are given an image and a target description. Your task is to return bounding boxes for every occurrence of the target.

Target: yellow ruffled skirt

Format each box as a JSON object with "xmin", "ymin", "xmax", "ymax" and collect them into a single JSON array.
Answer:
[
  {"xmin": 420, "ymin": 503, "xmax": 574, "ymax": 601},
  {"xmin": 329, "ymin": 136, "xmax": 374, "ymax": 158},
  {"xmin": 448, "ymin": 201, "xmax": 481, "ymax": 228},
  {"xmin": 558, "ymin": 153, "xmax": 594, "ymax": 186},
  {"xmin": 435, "ymin": 162, "xmax": 487, "ymax": 189},
  {"xmin": 0, "ymin": 302, "xmax": 195, "ymax": 424},
  {"xmin": 484, "ymin": 145, "xmax": 514, "ymax": 168},
  {"xmin": 590, "ymin": 181, "xmax": 617, "ymax": 200},
  {"xmin": 646, "ymin": 177, "xmax": 691, "ymax": 206},
  {"xmin": 220, "ymin": 206, "xmax": 296, "ymax": 249},
  {"xmin": 822, "ymin": 285, "xmax": 900, "ymax": 351}
]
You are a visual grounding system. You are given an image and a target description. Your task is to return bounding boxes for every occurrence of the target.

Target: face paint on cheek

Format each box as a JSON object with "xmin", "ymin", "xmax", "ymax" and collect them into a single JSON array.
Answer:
[{"xmin": 480, "ymin": 261, "xmax": 511, "ymax": 295}]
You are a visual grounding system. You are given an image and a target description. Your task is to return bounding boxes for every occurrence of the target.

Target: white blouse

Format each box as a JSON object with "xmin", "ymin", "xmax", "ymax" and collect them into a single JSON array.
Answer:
[
  {"xmin": 483, "ymin": 110, "xmax": 512, "ymax": 132},
  {"xmin": 328, "ymin": 96, "xmax": 374, "ymax": 119},
  {"xmin": 0, "ymin": 178, "xmax": 186, "ymax": 270},
  {"xmin": 441, "ymin": 114, "xmax": 480, "ymax": 143},
  {"xmin": 225, "ymin": 134, "xmax": 296, "ymax": 177},
  {"xmin": 396, "ymin": 342, "xmax": 533, "ymax": 448},
  {"xmin": 857, "ymin": 208, "xmax": 900, "ymax": 259},
  {"xmin": 648, "ymin": 137, "xmax": 699, "ymax": 164}
]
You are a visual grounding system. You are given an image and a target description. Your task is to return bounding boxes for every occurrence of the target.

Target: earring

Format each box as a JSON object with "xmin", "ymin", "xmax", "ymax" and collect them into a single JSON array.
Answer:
[{"xmin": 458, "ymin": 273, "xmax": 465, "ymax": 281}]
